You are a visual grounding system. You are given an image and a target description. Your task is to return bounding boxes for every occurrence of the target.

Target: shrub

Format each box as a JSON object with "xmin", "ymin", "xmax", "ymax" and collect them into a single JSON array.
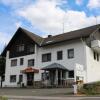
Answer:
[
  {"xmin": 0, "ymin": 96, "xmax": 8, "ymax": 100},
  {"xmin": 79, "ymin": 81, "xmax": 100, "ymax": 95}
]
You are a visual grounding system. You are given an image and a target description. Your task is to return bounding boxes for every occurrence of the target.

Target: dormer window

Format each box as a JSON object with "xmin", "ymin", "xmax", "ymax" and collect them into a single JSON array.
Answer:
[{"xmin": 16, "ymin": 44, "xmax": 24, "ymax": 52}]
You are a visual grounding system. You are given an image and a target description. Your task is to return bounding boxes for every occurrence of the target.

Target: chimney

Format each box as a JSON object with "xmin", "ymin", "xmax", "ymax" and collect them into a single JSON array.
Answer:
[{"xmin": 48, "ymin": 35, "xmax": 52, "ymax": 38}]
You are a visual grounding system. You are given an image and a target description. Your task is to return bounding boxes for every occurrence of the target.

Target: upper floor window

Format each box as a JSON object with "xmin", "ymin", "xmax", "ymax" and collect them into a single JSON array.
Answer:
[
  {"xmin": 11, "ymin": 59, "xmax": 17, "ymax": 66},
  {"xmin": 57, "ymin": 51, "xmax": 63, "ymax": 60},
  {"xmin": 68, "ymin": 70, "xmax": 74, "ymax": 78},
  {"xmin": 27, "ymin": 45, "xmax": 35, "ymax": 53},
  {"xmin": 20, "ymin": 58, "xmax": 24, "ymax": 65},
  {"xmin": 42, "ymin": 53, "xmax": 51, "ymax": 62},
  {"xmin": 28, "ymin": 59, "xmax": 34, "ymax": 66},
  {"xmin": 10, "ymin": 75, "xmax": 16, "ymax": 83},
  {"xmin": 68, "ymin": 49, "xmax": 74, "ymax": 59},
  {"xmin": 16, "ymin": 44, "xmax": 24, "ymax": 52}
]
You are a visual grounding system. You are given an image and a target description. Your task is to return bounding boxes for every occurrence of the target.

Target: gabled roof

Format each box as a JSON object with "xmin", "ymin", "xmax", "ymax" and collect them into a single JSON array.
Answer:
[
  {"xmin": 41, "ymin": 63, "xmax": 68, "ymax": 70},
  {"xmin": 21, "ymin": 28, "xmax": 43, "ymax": 45},
  {"xmin": 42, "ymin": 24, "xmax": 100, "ymax": 45},
  {"xmin": 1, "ymin": 24, "xmax": 100, "ymax": 56},
  {"xmin": 1, "ymin": 27, "xmax": 43, "ymax": 56}
]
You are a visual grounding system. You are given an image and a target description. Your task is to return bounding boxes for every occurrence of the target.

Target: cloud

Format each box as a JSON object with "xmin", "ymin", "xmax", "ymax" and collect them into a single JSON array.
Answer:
[
  {"xmin": 76, "ymin": 0, "xmax": 83, "ymax": 5},
  {"xmin": 87, "ymin": 0, "xmax": 100, "ymax": 9},
  {"xmin": 0, "ymin": 32, "xmax": 12, "ymax": 53},
  {"xmin": 15, "ymin": 22, "xmax": 22, "ymax": 28},
  {"xmin": 17, "ymin": 0, "xmax": 100, "ymax": 36}
]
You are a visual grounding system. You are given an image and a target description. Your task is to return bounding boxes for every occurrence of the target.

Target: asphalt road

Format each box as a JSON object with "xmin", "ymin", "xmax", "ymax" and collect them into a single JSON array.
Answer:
[
  {"xmin": 0, "ymin": 88, "xmax": 73, "ymax": 96},
  {"xmin": 0, "ymin": 88, "xmax": 100, "ymax": 100},
  {"xmin": 6, "ymin": 96, "xmax": 100, "ymax": 100}
]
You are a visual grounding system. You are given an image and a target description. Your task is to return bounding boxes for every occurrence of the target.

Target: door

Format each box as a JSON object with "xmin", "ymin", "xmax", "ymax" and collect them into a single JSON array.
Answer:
[{"xmin": 27, "ymin": 73, "xmax": 34, "ymax": 86}]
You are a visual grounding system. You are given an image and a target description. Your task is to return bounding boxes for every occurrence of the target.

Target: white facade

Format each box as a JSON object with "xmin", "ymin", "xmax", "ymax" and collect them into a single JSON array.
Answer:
[{"xmin": 4, "ymin": 38, "xmax": 100, "ymax": 87}]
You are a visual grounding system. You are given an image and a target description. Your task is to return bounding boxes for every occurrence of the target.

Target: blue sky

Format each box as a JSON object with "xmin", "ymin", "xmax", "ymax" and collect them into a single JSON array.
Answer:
[{"xmin": 0, "ymin": 0, "xmax": 100, "ymax": 53}]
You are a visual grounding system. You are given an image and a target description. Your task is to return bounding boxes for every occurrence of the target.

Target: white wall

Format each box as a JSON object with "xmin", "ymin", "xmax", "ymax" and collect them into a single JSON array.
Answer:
[
  {"xmin": 85, "ymin": 45, "xmax": 100, "ymax": 83},
  {"xmin": 36, "ymin": 40, "xmax": 87, "ymax": 82},
  {"xmin": 4, "ymin": 39, "xmax": 88, "ymax": 87},
  {"xmin": 4, "ymin": 50, "xmax": 37, "ymax": 87}
]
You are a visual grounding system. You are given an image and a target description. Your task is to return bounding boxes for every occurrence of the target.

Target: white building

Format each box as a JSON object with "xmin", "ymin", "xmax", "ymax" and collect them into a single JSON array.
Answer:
[{"xmin": 2, "ymin": 24, "xmax": 100, "ymax": 87}]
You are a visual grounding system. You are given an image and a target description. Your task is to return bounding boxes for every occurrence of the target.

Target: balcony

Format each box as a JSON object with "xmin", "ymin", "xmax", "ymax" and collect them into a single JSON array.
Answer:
[{"xmin": 91, "ymin": 40, "xmax": 100, "ymax": 53}]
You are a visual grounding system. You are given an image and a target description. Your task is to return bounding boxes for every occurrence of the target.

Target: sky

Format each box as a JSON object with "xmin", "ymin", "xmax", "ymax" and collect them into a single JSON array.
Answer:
[{"xmin": 0, "ymin": 0, "xmax": 100, "ymax": 53}]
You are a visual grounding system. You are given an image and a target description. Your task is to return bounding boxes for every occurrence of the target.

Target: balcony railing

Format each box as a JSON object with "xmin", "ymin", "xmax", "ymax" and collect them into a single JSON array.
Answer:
[{"xmin": 91, "ymin": 40, "xmax": 100, "ymax": 53}]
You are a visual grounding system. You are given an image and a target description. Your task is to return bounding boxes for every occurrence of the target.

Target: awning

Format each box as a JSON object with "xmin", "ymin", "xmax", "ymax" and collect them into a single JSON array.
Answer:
[
  {"xmin": 21, "ymin": 67, "xmax": 39, "ymax": 73},
  {"xmin": 41, "ymin": 63, "xmax": 68, "ymax": 71}
]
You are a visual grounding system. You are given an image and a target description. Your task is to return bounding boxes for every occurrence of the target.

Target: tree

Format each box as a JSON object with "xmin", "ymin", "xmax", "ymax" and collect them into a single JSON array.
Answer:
[
  {"xmin": 0, "ymin": 56, "xmax": 5, "ymax": 87},
  {"xmin": 0, "ymin": 56, "xmax": 5, "ymax": 77}
]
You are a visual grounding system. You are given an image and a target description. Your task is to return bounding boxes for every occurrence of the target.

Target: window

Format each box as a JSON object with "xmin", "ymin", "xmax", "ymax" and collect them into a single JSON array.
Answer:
[
  {"xmin": 68, "ymin": 49, "xmax": 74, "ymax": 59},
  {"xmin": 41, "ymin": 72, "xmax": 49, "ymax": 81},
  {"xmin": 19, "ymin": 74, "xmax": 23, "ymax": 82},
  {"xmin": 57, "ymin": 51, "xmax": 63, "ymax": 60},
  {"xmin": 20, "ymin": 58, "xmax": 24, "ymax": 65},
  {"xmin": 27, "ymin": 45, "xmax": 35, "ymax": 53},
  {"xmin": 97, "ymin": 53, "xmax": 99, "ymax": 61},
  {"xmin": 42, "ymin": 53, "xmax": 51, "ymax": 62},
  {"xmin": 16, "ymin": 44, "xmax": 24, "ymax": 52},
  {"xmin": 68, "ymin": 71, "xmax": 74, "ymax": 78},
  {"xmin": 11, "ymin": 59, "xmax": 17, "ymax": 66},
  {"xmin": 28, "ymin": 59, "xmax": 34, "ymax": 66},
  {"xmin": 93, "ymin": 51, "xmax": 99, "ymax": 61},
  {"xmin": 10, "ymin": 75, "xmax": 16, "ymax": 82},
  {"xmin": 94, "ymin": 52, "xmax": 96, "ymax": 60}
]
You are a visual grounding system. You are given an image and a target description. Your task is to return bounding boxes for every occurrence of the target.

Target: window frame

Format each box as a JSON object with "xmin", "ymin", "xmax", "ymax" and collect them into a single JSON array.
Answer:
[
  {"xmin": 68, "ymin": 70, "xmax": 74, "ymax": 78},
  {"xmin": 20, "ymin": 58, "xmax": 24, "ymax": 65},
  {"xmin": 11, "ymin": 59, "xmax": 17, "ymax": 67},
  {"xmin": 42, "ymin": 53, "xmax": 51, "ymax": 62},
  {"xmin": 10, "ymin": 75, "xmax": 16, "ymax": 83},
  {"xmin": 68, "ymin": 49, "xmax": 74, "ymax": 59},
  {"xmin": 57, "ymin": 51, "xmax": 63, "ymax": 60},
  {"xmin": 16, "ymin": 44, "xmax": 25, "ymax": 52},
  {"xmin": 28, "ymin": 59, "xmax": 34, "ymax": 66},
  {"xmin": 27, "ymin": 44, "xmax": 35, "ymax": 53}
]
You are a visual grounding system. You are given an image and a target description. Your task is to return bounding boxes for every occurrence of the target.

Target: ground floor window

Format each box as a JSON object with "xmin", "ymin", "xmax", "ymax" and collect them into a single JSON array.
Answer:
[
  {"xmin": 10, "ymin": 75, "xmax": 16, "ymax": 83},
  {"xmin": 68, "ymin": 70, "xmax": 74, "ymax": 78},
  {"xmin": 41, "ymin": 72, "xmax": 49, "ymax": 81}
]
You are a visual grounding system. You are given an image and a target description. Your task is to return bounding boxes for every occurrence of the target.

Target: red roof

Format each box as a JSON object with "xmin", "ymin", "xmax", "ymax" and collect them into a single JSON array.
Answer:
[{"xmin": 21, "ymin": 67, "xmax": 39, "ymax": 73}]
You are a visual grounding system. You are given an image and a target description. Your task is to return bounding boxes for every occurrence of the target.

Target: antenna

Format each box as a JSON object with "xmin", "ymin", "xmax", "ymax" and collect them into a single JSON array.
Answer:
[
  {"xmin": 95, "ymin": 15, "xmax": 97, "ymax": 25},
  {"xmin": 62, "ymin": 21, "xmax": 64, "ymax": 33},
  {"xmin": 62, "ymin": 14, "xmax": 65, "ymax": 33}
]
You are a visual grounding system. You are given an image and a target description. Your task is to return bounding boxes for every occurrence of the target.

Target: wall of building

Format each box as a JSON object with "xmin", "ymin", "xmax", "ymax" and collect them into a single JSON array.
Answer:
[
  {"xmin": 36, "ymin": 39, "xmax": 87, "ymax": 82},
  {"xmin": 4, "ymin": 39, "xmax": 88, "ymax": 87},
  {"xmin": 4, "ymin": 49, "xmax": 37, "ymax": 87},
  {"xmin": 85, "ymin": 45, "xmax": 100, "ymax": 83}
]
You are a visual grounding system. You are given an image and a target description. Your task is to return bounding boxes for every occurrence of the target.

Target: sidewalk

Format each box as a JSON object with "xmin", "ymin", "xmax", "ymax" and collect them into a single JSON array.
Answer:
[{"xmin": 2, "ymin": 95, "xmax": 100, "ymax": 100}]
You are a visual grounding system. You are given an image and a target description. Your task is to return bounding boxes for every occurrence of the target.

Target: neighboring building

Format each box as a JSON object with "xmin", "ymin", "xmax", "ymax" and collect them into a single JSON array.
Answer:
[{"xmin": 2, "ymin": 24, "xmax": 100, "ymax": 87}]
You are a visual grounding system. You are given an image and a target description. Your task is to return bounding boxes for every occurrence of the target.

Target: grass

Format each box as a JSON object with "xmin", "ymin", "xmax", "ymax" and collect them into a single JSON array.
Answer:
[{"xmin": 0, "ymin": 96, "xmax": 8, "ymax": 100}]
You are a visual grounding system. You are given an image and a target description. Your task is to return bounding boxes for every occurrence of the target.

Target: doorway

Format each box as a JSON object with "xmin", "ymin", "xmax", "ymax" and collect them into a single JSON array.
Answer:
[{"xmin": 27, "ymin": 73, "xmax": 34, "ymax": 86}]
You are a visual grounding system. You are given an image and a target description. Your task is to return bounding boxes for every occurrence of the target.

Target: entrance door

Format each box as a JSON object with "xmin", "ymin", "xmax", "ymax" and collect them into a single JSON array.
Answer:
[{"xmin": 27, "ymin": 73, "xmax": 34, "ymax": 86}]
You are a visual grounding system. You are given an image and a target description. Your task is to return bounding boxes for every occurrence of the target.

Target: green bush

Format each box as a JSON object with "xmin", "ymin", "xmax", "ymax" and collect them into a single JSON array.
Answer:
[
  {"xmin": 0, "ymin": 96, "xmax": 8, "ymax": 100},
  {"xmin": 79, "ymin": 81, "xmax": 100, "ymax": 95}
]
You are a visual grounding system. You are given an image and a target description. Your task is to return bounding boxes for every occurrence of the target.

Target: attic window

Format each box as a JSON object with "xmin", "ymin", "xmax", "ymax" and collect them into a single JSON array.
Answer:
[{"xmin": 16, "ymin": 44, "xmax": 24, "ymax": 52}]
